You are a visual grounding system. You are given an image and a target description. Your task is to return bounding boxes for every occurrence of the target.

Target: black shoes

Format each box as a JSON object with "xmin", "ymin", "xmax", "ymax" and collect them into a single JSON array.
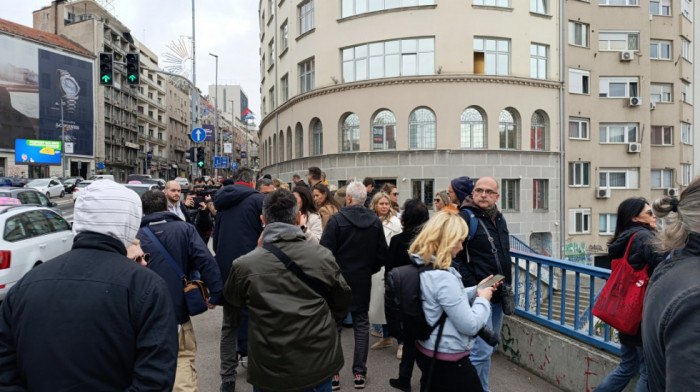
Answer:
[{"xmin": 389, "ymin": 376, "xmax": 411, "ymax": 392}]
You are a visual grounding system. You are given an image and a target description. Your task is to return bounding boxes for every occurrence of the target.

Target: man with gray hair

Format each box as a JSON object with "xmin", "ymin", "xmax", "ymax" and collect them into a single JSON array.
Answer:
[
  {"xmin": 0, "ymin": 180, "xmax": 177, "ymax": 391},
  {"xmin": 320, "ymin": 181, "xmax": 388, "ymax": 389},
  {"xmin": 225, "ymin": 189, "xmax": 352, "ymax": 392}
]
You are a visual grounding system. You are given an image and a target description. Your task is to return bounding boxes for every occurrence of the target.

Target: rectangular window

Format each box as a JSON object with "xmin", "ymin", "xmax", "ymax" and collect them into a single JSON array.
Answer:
[
  {"xmin": 530, "ymin": 43, "xmax": 548, "ymax": 79},
  {"xmin": 599, "ymin": 0, "xmax": 638, "ymax": 4},
  {"xmin": 533, "ymin": 179, "xmax": 548, "ymax": 210},
  {"xmin": 569, "ymin": 117, "xmax": 590, "ymax": 139},
  {"xmin": 299, "ymin": 0, "xmax": 314, "ymax": 35},
  {"xmin": 681, "ymin": 38, "xmax": 693, "ymax": 62},
  {"xmin": 342, "ymin": 0, "xmax": 435, "ymax": 17},
  {"xmin": 682, "ymin": 0, "xmax": 693, "ymax": 20},
  {"xmin": 342, "ymin": 37, "xmax": 434, "ymax": 82},
  {"xmin": 650, "ymin": 0, "xmax": 671, "ymax": 15},
  {"xmin": 569, "ymin": 21, "xmax": 589, "ymax": 47},
  {"xmin": 474, "ymin": 37, "xmax": 510, "ymax": 76},
  {"xmin": 650, "ymin": 83, "xmax": 673, "ymax": 103},
  {"xmin": 269, "ymin": 86, "xmax": 275, "ymax": 111},
  {"xmin": 682, "ymin": 164, "xmax": 693, "ymax": 186},
  {"xmin": 281, "ymin": 74, "xmax": 289, "ymax": 103},
  {"xmin": 681, "ymin": 122, "xmax": 693, "ymax": 144},
  {"xmin": 599, "ymin": 123, "xmax": 638, "ymax": 143},
  {"xmin": 531, "ymin": 0, "xmax": 547, "ymax": 13},
  {"xmin": 261, "ymin": 98, "xmax": 266, "ymax": 115},
  {"xmin": 599, "ymin": 213, "xmax": 617, "ymax": 235},
  {"xmin": 501, "ymin": 179, "xmax": 520, "ymax": 211},
  {"xmin": 280, "ymin": 21, "xmax": 289, "ymax": 52},
  {"xmin": 412, "ymin": 179, "xmax": 435, "ymax": 208},
  {"xmin": 569, "ymin": 162, "xmax": 591, "ymax": 186},
  {"xmin": 299, "ymin": 58, "xmax": 315, "ymax": 93},
  {"xmin": 268, "ymin": 39, "xmax": 275, "ymax": 67},
  {"xmin": 599, "ymin": 77, "xmax": 639, "ymax": 98},
  {"xmin": 599, "ymin": 168, "xmax": 639, "ymax": 189},
  {"xmin": 681, "ymin": 81, "xmax": 692, "ymax": 103},
  {"xmin": 569, "ymin": 68, "xmax": 590, "ymax": 94},
  {"xmin": 651, "ymin": 169, "xmax": 673, "ymax": 188},
  {"xmin": 598, "ymin": 31, "xmax": 639, "ymax": 51},
  {"xmin": 474, "ymin": 0, "xmax": 510, "ymax": 6},
  {"xmin": 650, "ymin": 40, "xmax": 672, "ymax": 60},
  {"xmin": 569, "ymin": 208, "xmax": 591, "ymax": 234},
  {"xmin": 651, "ymin": 126, "xmax": 673, "ymax": 145}
]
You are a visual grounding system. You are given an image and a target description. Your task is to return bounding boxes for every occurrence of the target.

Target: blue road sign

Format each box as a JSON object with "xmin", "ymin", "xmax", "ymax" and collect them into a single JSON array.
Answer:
[
  {"xmin": 213, "ymin": 156, "xmax": 221, "ymax": 168},
  {"xmin": 97, "ymin": 162, "xmax": 105, "ymax": 169},
  {"xmin": 241, "ymin": 151, "xmax": 247, "ymax": 158},
  {"xmin": 221, "ymin": 156, "xmax": 229, "ymax": 168},
  {"xmin": 232, "ymin": 162, "xmax": 238, "ymax": 170},
  {"xmin": 191, "ymin": 128, "xmax": 206, "ymax": 143}
]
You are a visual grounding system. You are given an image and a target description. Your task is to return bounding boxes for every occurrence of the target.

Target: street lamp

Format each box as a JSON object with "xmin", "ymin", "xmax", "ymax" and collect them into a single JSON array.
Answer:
[
  {"xmin": 209, "ymin": 52, "xmax": 219, "ymax": 179},
  {"xmin": 228, "ymin": 99, "xmax": 235, "ymax": 168},
  {"xmin": 55, "ymin": 101, "xmax": 66, "ymax": 179}
]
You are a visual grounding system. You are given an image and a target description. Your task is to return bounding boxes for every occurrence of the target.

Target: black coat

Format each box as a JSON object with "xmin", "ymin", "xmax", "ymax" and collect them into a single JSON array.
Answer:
[
  {"xmin": 137, "ymin": 212, "xmax": 224, "ymax": 324},
  {"xmin": 0, "ymin": 232, "xmax": 178, "ymax": 391},
  {"xmin": 320, "ymin": 205, "xmax": 388, "ymax": 312},
  {"xmin": 386, "ymin": 228, "xmax": 420, "ymax": 274},
  {"xmin": 643, "ymin": 233, "xmax": 700, "ymax": 392},
  {"xmin": 181, "ymin": 202, "xmax": 213, "ymax": 243},
  {"xmin": 212, "ymin": 183, "xmax": 265, "ymax": 303}
]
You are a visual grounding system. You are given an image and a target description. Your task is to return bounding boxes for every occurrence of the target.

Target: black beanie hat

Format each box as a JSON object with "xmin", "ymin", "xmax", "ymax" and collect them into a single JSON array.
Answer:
[{"xmin": 450, "ymin": 176, "xmax": 474, "ymax": 204}]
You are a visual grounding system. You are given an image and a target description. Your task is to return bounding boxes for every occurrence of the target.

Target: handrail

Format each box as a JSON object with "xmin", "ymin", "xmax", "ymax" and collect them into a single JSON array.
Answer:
[
  {"xmin": 510, "ymin": 236, "xmax": 540, "ymax": 254},
  {"xmin": 511, "ymin": 250, "xmax": 621, "ymax": 355}
]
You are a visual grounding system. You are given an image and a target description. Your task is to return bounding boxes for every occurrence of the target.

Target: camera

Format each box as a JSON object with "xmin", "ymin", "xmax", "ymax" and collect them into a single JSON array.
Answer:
[{"xmin": 477, "ymin": 325, "xmax": 500, "ymax": 347}]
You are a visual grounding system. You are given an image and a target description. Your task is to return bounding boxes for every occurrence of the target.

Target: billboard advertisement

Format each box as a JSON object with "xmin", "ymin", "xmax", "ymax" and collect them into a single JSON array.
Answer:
[
  {"xmin": 0, "ymin": 35, "xmax": 94, "ymax": 157},
  {"xmin": 15, "ymin": 139, "xmax": 62, "ymax": 165},
  {"xmin": 202, "ymin": 124, "xmax": 215, "ymax": 141}
]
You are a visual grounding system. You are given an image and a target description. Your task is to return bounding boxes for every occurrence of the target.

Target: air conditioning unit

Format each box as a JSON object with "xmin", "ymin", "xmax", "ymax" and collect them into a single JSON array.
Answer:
[
  {"xmin": 596, "ymin": 188, "xmax": 611, "ymax": 199},
  {"xmin": 629, "ymin": 97, "xmax": 642, "ymax": 106},
  {"xmin": 665, "ymin": 187, "xmax": 679, "ymax": 197},
  {"xmin": 627, "ymin": 143, "xmax": 642, "ymax": 153},
  {"xmin": 650, "ymin": 102, "xmax": 656, "ymax": 110},
  {"xmin": 620, "ymin": 50, "xmax": 634, "ymax": 61}
]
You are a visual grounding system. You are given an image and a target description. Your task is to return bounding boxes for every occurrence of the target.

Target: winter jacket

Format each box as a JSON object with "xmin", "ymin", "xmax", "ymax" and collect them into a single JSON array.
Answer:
[
  {"xmin": 180, "ymin": 202, "xmax": 214, "ymax": 243},
  {"xmin": 320, "ymin": 205, "xmax": 388, "ymax": 312},
  {"xmin": 137, "ymin": 212, "xmax": 224, "ymax": 324},
  {"xmin": 643, "ymin": 233, "xmax": 700, "ymax": 392},
  {"xmin": 303, "ymin": 212, "xmax": 323, "ymax": 243},
  {"xmin": 318, "ymin": 204, "xmax": 339, "ymax": 229},
  {"xmin": 225, "ymin": 222, "xmax": 352, "ymax": 392},
  {"xmin": 212, "ymin": 183, "xmax": 265, "ymax": 299},
  {"xmin": 386, "ymin": 228, "xmax": 420, "ymax": 274},
  {"xmin": 0, "ymin": 232, "xmax": 178, "ymax": 392},
  {"xmin": 382, "ymin": 215, "xmax": 402, "ymax": 245},
  {"xmin": 414, "ymin": 254, "xmax": 491, "ymax": 354},
  {"xmin": 454, "ymin": 198, "xmax": 513, "ymax": 294}
]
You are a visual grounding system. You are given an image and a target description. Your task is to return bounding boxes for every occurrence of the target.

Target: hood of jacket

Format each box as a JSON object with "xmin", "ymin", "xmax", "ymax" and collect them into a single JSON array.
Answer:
[
  {"xmin": 214, "ymin": 183, "xmax": 260, "ymax": 211},
  {"xmin": 262, "ymin": 222, "xmax": 306, "ymax": 243},
  {"xmin": 140, "ymin": 211, "xmax": 184, "ymax": 227},
  {"xmin": 337, "ymin": 205, "xmax": 379, "ymax": 229}
]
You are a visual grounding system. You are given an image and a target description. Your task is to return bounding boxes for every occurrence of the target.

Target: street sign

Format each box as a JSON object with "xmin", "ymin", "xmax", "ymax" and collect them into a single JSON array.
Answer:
[
  {"xmin": 221, "ymin": 156, "xmax": 229, "ymax": 168},
  {"xmin": 213, "ymin": 156, "xmax": 221, "ymax": 168},
  {"xmin": 232, "ymin": 162, "xmax": 238, "ymax": 170},
  {"xmin": 224, "ymin": 143, "xmax": 232, "ymax": 154},
  {"xmin": 191, "ymin": 128, "xmax": 206, "ymax": 143},
  {"xmin": 97, "ymin": 162, "xmax": 105, "ymax": 169},
  {"xmin": 241, "ymin": 151, "xmax": 247, "ymax": 158},
  {"xmin": 65, "ymin": 142, "xmax": 74, "ymax": 154}
]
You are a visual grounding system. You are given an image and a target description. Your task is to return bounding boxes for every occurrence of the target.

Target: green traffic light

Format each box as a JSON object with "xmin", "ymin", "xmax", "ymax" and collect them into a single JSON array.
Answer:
[
  {"xmin": 128, "ymin": 75, "xmax": 136, "ymax": 82},
  {"xmin": 197, "ymin": 161, "xmax": 204, "ymax": 168},
  {"xmin": 101, "ymin": 75, "xmax": 111, "ymax": 83}
]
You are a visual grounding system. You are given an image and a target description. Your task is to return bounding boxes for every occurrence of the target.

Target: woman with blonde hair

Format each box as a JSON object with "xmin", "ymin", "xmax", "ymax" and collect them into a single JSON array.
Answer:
[
  {"xmin": 643, "ymin": 176, "xmax": 700, "ymax": 391},
  {"xmin": 380, "ymin": 183, "xmax": 401, "ymax": 214},
  {"xmin": 368, "ymin": 192, "xmax": 402, "ymax": 351},
  {"xmin": 409, "ymin": 211, "xmax": 497, "ymax": 392}
]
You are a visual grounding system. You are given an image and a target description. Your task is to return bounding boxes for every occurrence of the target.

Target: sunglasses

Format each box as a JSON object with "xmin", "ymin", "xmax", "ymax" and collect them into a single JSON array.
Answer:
[
  {"xmin": 391, "ymin": 192, "xmax": 399, "ymax": 196},
  {"xmin": 133, "ymin": 253, "xmax": 151, "ymax": 264},
  {"xmin": 643, "ymin": 210, "xmax": 654, "ymax": 217},
  {"xmin": 434, "ymin": 198, "xmax": 442, "ymax": 202}
]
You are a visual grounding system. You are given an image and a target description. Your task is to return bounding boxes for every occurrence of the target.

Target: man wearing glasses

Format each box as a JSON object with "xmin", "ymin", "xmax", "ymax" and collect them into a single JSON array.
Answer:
[{"xmin": 450, "ymin": 176, "xmax": 513, "ymax": 392}]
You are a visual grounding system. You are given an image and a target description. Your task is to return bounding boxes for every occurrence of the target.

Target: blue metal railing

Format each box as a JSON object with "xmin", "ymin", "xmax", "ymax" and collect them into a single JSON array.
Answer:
[
  {"xmin": 511, "ymin": 250, "xmax": 621, "ymax": 355},
  {"xmin": 510, "ymin": 236, "xmax": 540, "ymax": 255}
]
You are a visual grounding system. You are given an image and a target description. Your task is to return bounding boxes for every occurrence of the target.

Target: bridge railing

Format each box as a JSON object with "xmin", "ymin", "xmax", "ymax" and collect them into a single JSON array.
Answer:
[{"xmin": 511, "ymin": 250, "xmax": 621, "ymax": 355}]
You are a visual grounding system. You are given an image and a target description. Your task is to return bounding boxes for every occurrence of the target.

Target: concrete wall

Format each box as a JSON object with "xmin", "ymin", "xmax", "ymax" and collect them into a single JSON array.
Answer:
[{"xmin": 499, "ymin": 316, "xmax": 635, "ymax": 392}]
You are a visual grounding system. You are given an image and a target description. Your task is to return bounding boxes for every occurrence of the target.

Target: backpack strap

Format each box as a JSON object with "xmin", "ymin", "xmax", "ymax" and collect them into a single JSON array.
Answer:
[
  {"xmin": 462, "ymin": 208, "xmax": 479, "ymax": 242},
  {"xmin": 142, "ymin": 226, "xmax": 186, "ymax": 282}
]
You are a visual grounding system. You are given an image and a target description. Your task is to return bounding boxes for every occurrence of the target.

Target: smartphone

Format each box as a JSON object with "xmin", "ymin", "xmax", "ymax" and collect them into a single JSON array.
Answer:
[{"xmin": 478, "ymin": 274, "xmax": 505, "ymax": 289}]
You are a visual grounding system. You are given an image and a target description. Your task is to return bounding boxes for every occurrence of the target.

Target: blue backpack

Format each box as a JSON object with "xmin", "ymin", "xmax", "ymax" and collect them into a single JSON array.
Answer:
[{"xmin": 461, "ymin": 208, "xmax": 479, "ymax": 242}]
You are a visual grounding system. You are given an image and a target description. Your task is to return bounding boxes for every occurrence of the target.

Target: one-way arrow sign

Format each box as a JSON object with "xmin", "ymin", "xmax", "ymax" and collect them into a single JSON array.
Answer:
[{"xmin": 191, "ymin": 128, "xmax": 206, "ymax": 143}]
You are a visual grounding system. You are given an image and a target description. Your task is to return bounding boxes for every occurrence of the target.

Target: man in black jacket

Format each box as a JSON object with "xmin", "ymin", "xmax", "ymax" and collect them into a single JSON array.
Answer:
[
  {"xmin": 450, "ymin": 176, "xmax": 511, "ymax": 392},
  {"xmin": 212, "ymin": 167, "xmax": 265, "ymax": 392},
  {"xmin": 0, "ymin": 180, "xmax": 177, "ymax": 391},
  {"xmin": 137, "ymin": 190, "xmax": 223, "ymax": 392},
  {"xmin": 320, "ymin": 181, "xmax": 388, "ymax": 389}
]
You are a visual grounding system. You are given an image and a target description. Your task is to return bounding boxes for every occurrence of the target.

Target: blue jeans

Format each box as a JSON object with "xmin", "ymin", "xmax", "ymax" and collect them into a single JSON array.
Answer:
[
  {"xmin": 253, "ymin": 378, "xmax": 332, "ymax": 392},
  {"xmin": 595, "ymin": 343, "xmax": 648, "ymax": 392},
  {"xmin": 469, "ymin": 301, "xmax": 504, "ymax": 392}
]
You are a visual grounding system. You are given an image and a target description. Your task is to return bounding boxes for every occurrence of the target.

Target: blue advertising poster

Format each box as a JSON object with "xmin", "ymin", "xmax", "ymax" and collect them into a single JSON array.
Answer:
[
  {"xmin": 38, "ymin": 49, "xmax": 94, "ymax": 157},
  {"xmin": 202, "ymin": 124, "xmax": 215, "ymax": 141},
  {"xmin": 15, "ymin": 139, "xmax": 62, "ymax": 165}
]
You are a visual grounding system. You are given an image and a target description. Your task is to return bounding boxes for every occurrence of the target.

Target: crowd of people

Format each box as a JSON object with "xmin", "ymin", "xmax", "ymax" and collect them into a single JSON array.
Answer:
[{"xmin": 0, "ymin": 165, "xmax": 698, "ymax": 392}]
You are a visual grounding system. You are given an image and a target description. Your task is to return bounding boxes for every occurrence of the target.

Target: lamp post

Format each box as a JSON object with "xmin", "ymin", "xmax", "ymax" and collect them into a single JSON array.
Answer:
[
  {"xmin": 209, "ymin": 52, "xmax": 219, "ymax": 180},
  {"xmin": 228, "ymin": 99, "xmax": 235, "ymax": 168},
  {"xmin": 191, "ymin": 0, "xmax": 198, "ymax": 178},
  {"xmin": 55, "ymin": 101, "xmax": 66, "ymax": 179}
]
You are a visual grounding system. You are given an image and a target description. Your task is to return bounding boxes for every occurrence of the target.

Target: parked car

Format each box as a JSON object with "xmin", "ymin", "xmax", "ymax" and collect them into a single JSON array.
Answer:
[
  {"xmin": 62, "ymin": 177, "xmax": 83, "ymax": 194},
  {"xmin": 174, "ymin": 177, "xmax": 189, "ymax": 189},
  {"xmin": 72, "ymin": 180, "xmax": 94, "ymax": 202},
  {"xmin": 0, "ymin": 202, "xmax": 74, "ymax": 300},
  {"xmin": 125, "ymin": 183, "xmax": 161, "ymax": 196},
  {"xmin": 126, "ymin": 174, "xmax": 152, "ymax": 183},
  {"xmin": 0, "ymin": 188, "xmax": 61, "ymax": 215},
  {"xmin": 88, "ymin": 174, "xmax": 115, "ymax": 181},
  {"xmin": 140, "ymin": 179, "xmax": 166, "ymax": 190},
  {"xmin": 8, "ymin": 177, "xmax": 28, "ymax": 187},
  {"xmin": 0, "ymin": 178, "xmax": 12, "ymax": 187},
  {"xmin": 26, "ymin": 179, "xmax": 64, "ymax": 199}
]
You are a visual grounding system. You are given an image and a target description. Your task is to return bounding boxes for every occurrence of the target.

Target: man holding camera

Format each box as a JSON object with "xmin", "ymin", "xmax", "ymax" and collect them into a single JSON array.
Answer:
[{"xmin": 186, "ymin": 178, "xmax": 215, "ymax": 244}]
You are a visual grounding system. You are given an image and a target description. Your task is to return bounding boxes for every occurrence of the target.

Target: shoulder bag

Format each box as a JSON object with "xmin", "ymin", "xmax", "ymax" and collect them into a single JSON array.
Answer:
[{"xmin": 477, "ymin": 219, "xmax": 515, "ymax": 315}]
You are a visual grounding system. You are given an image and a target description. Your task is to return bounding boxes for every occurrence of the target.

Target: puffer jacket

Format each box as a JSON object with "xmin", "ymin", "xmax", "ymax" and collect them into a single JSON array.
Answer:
[{"xmin": 225, "ymin": 223, "xmax": 352, "ymax": 392}]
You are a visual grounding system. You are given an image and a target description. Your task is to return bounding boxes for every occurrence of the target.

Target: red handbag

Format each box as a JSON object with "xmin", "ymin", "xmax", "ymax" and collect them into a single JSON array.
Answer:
[{"xmin": 592, "ymin": 233, "xmax": 649, "ymax": 335}]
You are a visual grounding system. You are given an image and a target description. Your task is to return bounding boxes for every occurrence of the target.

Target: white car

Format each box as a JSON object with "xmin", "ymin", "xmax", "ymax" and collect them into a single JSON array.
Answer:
[
  {"xmin": 0, "ymin": 203, "xmax": 74, "ymax": 300},
  {"xmin": 26, "ymin": 178, "xmax": 65, "ymax": 199},
  {"xmin": 125, "ymin": 183, "xmax": 160, "ymax": 196},
  {"xmin": 175, "ymin": 177, "xmax": 189, "ymax": 189},
  {"xmin": 72, "ymin": 180, "xmax": 94, "ymax": 202}
]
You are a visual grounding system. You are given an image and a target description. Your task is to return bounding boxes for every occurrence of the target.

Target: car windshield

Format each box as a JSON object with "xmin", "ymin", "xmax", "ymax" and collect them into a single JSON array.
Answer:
[
  {"xmin": 125, "ymin": 185, "xmax": 151, "ymax": 196},
  {"xmin": 76, "ymin": 182, "xmax": 92, "ymax": 188},
  {"xmin": 27, "ymin": 179, "xmax": 49, "ymax": 187}
]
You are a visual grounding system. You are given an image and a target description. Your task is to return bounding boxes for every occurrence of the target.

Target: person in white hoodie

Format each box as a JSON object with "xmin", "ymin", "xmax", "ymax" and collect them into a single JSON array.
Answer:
[{"xmin": 409, "ymin": 211, "xmax": 498, "ymax": 392}]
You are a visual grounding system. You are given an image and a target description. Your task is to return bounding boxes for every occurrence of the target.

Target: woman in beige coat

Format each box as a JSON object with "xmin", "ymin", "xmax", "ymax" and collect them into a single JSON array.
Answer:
[{"xmin": 312, "ymin": 183, "xmax": 340, "ymax": 230}]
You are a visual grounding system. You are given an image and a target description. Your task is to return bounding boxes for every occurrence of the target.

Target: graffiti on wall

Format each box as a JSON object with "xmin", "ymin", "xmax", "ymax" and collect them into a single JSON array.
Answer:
[{"xmin": 565, "ymin": 241, "xmax": 590, "ymax": 265}]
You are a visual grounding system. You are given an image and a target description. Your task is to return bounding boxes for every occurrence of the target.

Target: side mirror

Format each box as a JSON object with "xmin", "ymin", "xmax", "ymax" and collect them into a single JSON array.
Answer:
[{"xmin": 50, "ymin": 202, "xmax": 58, "ymax": 207}]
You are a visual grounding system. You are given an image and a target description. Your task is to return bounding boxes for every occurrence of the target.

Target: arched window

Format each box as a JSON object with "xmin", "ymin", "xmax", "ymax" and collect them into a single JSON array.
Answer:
[
  {"xmin": 341, "ymin": 113, "xmax": 360, "ymax": 152},
  {"xmin": 287, "ymin": 127, "xmax": 293, "ymax": 160},
  {"xmin": 273, "ymin": 134, "xmax": 277, "ymax": 164},
  {"xmin": 460, "ymin": 107, "xmax": 486, "ymax": 149},
  {"xmin": 279, "ymin": 131, "xmax": 285, "ymax": 161},
  {"xmin": 499, "ymin": 108, "xmax": 519, "ymax": 149},
  {"xmin": 311, "ymin": 118, "xmax": 323, "ymax": 156},
  {"xmin": 530, "ymin": 111, "xmax": 548, "ymax": 151},
  {"xmin": 409, "ymin": 107, "xmax": 436, "ymax": 150},
  {"xmin": 296, "ymin": 123, "xmax": 304, "ymax": 158},
  {"xmin": 372, "ymin": 110, "xmax": 396, "ymax": 150}
]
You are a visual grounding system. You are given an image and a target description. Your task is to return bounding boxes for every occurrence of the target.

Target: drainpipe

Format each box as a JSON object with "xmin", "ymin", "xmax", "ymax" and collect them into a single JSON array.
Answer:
[
  {"xmin": 559, "ymin": 0, "xmax": 566, "ymax": 259},
  {"xmin": 274, "ymin": 5, "xmax": 280, "ymax": 178}
]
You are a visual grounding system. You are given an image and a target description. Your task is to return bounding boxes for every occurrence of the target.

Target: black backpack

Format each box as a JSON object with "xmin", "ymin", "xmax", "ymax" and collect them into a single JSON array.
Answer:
[{"xmin": 385, "ymin": 263, "xmax": 446, "ymax": 342}]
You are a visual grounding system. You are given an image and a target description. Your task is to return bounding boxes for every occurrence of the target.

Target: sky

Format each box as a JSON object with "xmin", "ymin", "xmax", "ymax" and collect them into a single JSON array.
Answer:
[{"xmin": 1, "ymin": 0, "xmax": 261, "ymax": 118}]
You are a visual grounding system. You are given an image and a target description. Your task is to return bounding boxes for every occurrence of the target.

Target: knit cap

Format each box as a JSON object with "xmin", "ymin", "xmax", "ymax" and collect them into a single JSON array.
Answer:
[
  {"xmin": 72, "ymin": 180, "xmax": 142, "ymax": 249},
  {"xmin": 450, "ymin": 176, "xmax": 474, "ymax": 204}
]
